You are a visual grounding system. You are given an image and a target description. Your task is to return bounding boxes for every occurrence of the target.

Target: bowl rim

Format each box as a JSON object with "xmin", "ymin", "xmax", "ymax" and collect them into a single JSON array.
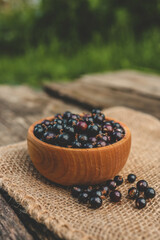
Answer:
[{"xmin": 28, "ymin": 115, "xmax": 131, "ymax": 152}]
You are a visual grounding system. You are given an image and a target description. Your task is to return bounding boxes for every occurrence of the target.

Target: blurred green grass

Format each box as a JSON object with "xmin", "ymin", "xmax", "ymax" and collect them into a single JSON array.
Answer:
[{"xmin": 0, "ymin": 0, "xmax": 160, "ymax": 87}]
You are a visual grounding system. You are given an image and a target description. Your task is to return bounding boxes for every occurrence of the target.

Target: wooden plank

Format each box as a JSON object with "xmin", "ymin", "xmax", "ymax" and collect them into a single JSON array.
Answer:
[
  {"xmin": 0, "ymin": 85, "xmax": 85, "ymax": 146},
  {"xmin": 43, "ymin": 70, "xmax": 160, "ymax": 119},
  {"xmin": 0, "ymin": 192, "xmax": 33, "ymax": 240},
  {"xmin": 0, "ymin": 189, "xmax": 59, "ymax": 240}
]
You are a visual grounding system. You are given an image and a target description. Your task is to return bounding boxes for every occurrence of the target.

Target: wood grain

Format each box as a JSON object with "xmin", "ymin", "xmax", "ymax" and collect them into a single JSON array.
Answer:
[
  {"xmin": 27, "ymin": 117, "xmax": 131, "ymax": 186},
  {"xmin": 0, "ymin": 192, "xmax": 33, "ymax": 240},
  {"xmin": 43, "ymin": 70, "xmax": 160, "ymax": 119}
]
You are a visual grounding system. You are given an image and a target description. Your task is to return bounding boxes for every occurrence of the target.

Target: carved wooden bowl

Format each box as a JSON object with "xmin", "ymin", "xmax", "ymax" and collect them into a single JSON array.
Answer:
[{"xmin": 27, "ymin": 116, "xmax": 131, "ymax": 186}]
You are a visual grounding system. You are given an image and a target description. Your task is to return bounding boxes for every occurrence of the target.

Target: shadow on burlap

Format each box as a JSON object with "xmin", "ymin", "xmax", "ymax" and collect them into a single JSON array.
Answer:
[{"xmin": 0, "ymin": 107, "xmax": 159, "ymax": 240}]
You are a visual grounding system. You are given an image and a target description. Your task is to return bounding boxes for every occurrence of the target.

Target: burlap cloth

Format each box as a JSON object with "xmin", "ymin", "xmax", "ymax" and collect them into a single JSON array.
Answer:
[{"xmin": 0, "ymin": 107, "xmax": 159, "ymax": 240}]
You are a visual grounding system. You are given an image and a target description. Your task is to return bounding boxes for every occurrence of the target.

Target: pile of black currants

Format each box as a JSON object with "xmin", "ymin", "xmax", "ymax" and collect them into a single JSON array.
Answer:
[
  {"xmin": 70, "ymin": 174, "xmax": 156, "ymax": 209},
  {"xmin": 33, "ymin": 109, "xmax": 125, "ymax": 148}
]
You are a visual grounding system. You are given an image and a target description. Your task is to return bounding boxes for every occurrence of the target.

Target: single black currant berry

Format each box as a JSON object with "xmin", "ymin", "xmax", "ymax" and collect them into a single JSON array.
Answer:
[
  {"xmin": 100, "ymin": 186, "xmax": 109, "ymax": 196},
  {"xmin": 93, "ymin": 114, "xmax": 105, "ymax": 124},
  {"xmin": 91, "ymin": 109, "xmax": 101, "ymax": 115},
  {"xmin": 114, "ymin": 175, "xmax": 123, "ymax": 186},
  {"xmin": 103, "ymin": 124, "xmax": 113, "ymax": 134},
  {"xmin": 72, "ymin": 140, "xmax": 82, "ymax": 148},
  {"xmin": 64, "ymin": 126, "xmax": 75, "ymax": 137},
  {"xmin": 116, "ymin": 128, "xmax": 125, "ymax": 134},
  {"xmin": 54, "ymin": 113, "xmax": 62, "ymax": 119},
  {"xmin": 89, "ymin": 136, "xmax": 97, "ymax": 143},
  {"xmin": 106, "ymin": 180, "xmax": 117, "ymax": 190},
  {"xmin": 127, "ymin": 174, "xmax": 136, "ymax": 183},
  {"xmin": 111, "ymin": 131, "xmax": 123, "ymax": 142},
  {"xmin": 112, "ymin": 122, "xmax": 121, "ymax": 129},
  {"xmin": 137, "ymin": 180, "xmax": 148, "ymax": 192},
  {"xmin": 43, "ymin": 132, "xmax": 56, "ymax": 144},
  {"xmin": 41, "ymin": 120, "xmax": 50, "ymax": 126},
  {"xmin": 58, "ymin": 133, "xmax": 71, "ymax": 146},
  {"xmin": 78, "ymin": 192, "xmax": 89, "ymax": 203},
  {"xmin": 144, "ymin": 187, "xmax": 156, "ymax": 199},
  {"xmin": 83, "ymin": 143, "xmax": 94, "ymax": 148},
  {"xmin": 76, "ymin": 121, "xmax": 88, "ymax": 132},
  {"xmin": 136, "ymin": 197, "xmax": 146, "ymax": 209},
  {"xmin": 54, "ymin": 119, "xmax": 63, "ymax": 125},
  {"xmin": 52, "ymin": 123, "xmax": 63, "ymax": 134},
  {"xmin": 90, "ymin": 189, "xmax": 102, "ymax": 198},
  {"xmin": 68, "ymin": 119, "xmax": 77, "ymax": 126},
  {"xmin": 71, "ymin": 114, "xmax": 78, "ymax": 120},
  {"xmin": 89, "ymin": 196, "xmax": 102, "ymax": 209},
  {"xmin": 84, "ymin": 186, "xmax": 93, "ymax": 195},
  {"xmin": 128, "ymin": 187, "xmax": 139, "ymax": 199},
  {"xmin": 96, "ymin": 140, "xmax": 107, "ymax": 148},
  {"xmin": 34, "ymin": 124, "xmax": 44, "ymax": 138},
  {"xmin": 78, "ymin": 134, "xmax": 88, "ymax": 144},
  {"xmin": 63, "ymin": 111, "xmax": 72, "ymax": 119},
  {"xmin": 71, "ymin": 186, "xmax": 82, "ymax": 198},
  {"xmin": 88, "ymin": 124, "xmax": 100, "ymax": 137},
  {"xmin": 47, "ymin": 124, "xmax": 54, "ymax": 131},
  {"xmin": 110, "ymin": 190, "xmax": 122, "ymax": 202},
  {"xmin": 83, "ymin": 116, "xmax": 94, "ymax": 125}
]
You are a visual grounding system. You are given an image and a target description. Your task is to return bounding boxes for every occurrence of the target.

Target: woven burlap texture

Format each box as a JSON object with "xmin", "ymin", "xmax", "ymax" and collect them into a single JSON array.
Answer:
[{"xmin": 0, "ymin": 107, "xmax": 159, "ymax": 240}]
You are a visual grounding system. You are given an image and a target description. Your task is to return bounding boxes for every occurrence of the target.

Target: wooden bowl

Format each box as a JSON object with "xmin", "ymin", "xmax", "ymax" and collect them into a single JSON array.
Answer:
[{"xmin": 27, "ymin": 116, "xmax": 131, "ymax": 186}]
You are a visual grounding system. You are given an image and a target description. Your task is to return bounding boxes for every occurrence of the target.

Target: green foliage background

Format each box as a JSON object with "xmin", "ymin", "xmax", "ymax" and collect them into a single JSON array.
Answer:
[{"xmin": 0, "ymin": 0, "xmax": 160, "ymax": 86}]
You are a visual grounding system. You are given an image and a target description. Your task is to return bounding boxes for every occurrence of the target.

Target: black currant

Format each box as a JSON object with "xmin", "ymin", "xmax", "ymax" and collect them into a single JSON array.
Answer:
[
  {"xmin": 110, "ymin": 190, "xmax": 122, "ymax": 202},
  {"xmin": 71, "ymin": 186, "xmax": 82, "ymax": 198},
  {"xmin": 127, "ymin": 174, "xmax": 136, "ymax": 183},
  {"xmin": 136, "ymin": 197, "xmax": 146, "ymax": 209},
  {"xmin": 88, "ymin": 124, "xmax": 100, "ymax": 136},
  {"xmin": 58, "ymin": 133, "xmax": 71, "ymax": 146},
  {"xmin": 89, "ymin": 196, "xmax": 102, "ymax": 209},
  {"xmin": 34, "ymin": 124, "xmax": 44, "ymax": 138},
  {"xmin": 78, "ymin": 134, "xmax": 88, "ymax": 144},
  {"xmin": 128, "ymin": 187, "xmax": 139, "ymax": 199},
  {"xmin": 114, "ymin": 175, "xmax": 123, "ymax": 186},
  {"xmin": 137, "ymin": 180, "xmax": 148, "ymax": 192},
  {"xmin": 78, "ymin": 192, "xmax": 89, "ymax": 203},
  {"xmin": 106, "ymin": 180, "xmax": 117, "ymax": 190},
  {"xmin": 144, "ymin": 187, "xmax": 156, "ymax": 199}
]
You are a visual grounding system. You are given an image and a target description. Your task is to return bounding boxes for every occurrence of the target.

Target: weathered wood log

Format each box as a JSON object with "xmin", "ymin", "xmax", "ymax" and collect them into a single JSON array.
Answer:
[
  {"xmin": 0, "ymin": 192, "xmax": 33, "ymax": 240},
  {"xmin": 43, "ymin": 70, "xmax": 160, "ymax": 119},
  {"xmin": 0, "ymin": 189, "xmax": 59, "ymax": 240},
  {"xmin": 0, "ymin": 85, "xmax": 84, "ymax": 146}
]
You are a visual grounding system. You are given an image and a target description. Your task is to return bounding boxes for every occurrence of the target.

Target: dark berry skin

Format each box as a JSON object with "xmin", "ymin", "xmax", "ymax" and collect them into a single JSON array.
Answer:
[
  {"xmin": 93, "ymin": 114, "xmax": 105, "ymax": 124},
  {"xmin": 34, "ymin": 124, "xmax": 44, "ymax": 138},
  {"xmin": 76, "ymin": 121, "xmax": 88, "ymax": 132},
  {"xmin": 72, "ymin": 140, "xmax": 82, "ymax": 148},
  {"xmin": 128, "ymin": 187, "xmax": 139, "ymax": 199},
  {"xmin": 96, "ymin": 141, "xmax": 107, "ymax": 147},
  {"xmin": 63, "ymin": 111, "xmax": 72, "ymax": 119},
  {"xmin": 144, "ymin": 187, "xmax": 156, "ymax": 199},
  {"xmin": 68, "ymin": 119, "xmax": 77, "ymax": 126},
  {"xmin": 136, "ymin": 197, "xmax": 146, "ymax": 209},
  {"xmin": 116, "ymin": 128, "xmax": 125, "ymax": 134},
  {"xmin": 89, "ymin": 196, "xmax": 102, "ymax": 209},
  {"xmin": 90, "ymin": 189, "xmax": 102, "ymax": 197},
  {"xmin": 58, "ymin": 133, "xmax": 71, "ymax": 146},
  {"xmin": 89, "ymin": 137, "xmax": 97, "ymax": 143},
  {"xmin": 64, "ymin": 126, "xmax": 75, "ymax": 137},
  {"xmin": 103, "ymin": 124, "xmax": 113, "ymax": 134},
  {"xmin": 83, "ymin": 143, "xmax": 94, "ymax": 148},
  {"xmin": 54, "ymin": 113, "xmax": 62, "ymax": 119},
  {"xmin": 41, "ymin": 120, "xmax": 50, "ymax": 126},
  {"xmin": 91, "ymin": 109, "xmax": 101, "ymax": 115},
  {"xmin": 54, "ymin": 119, "xmax": 63, "ymax": 125},
  {"xmin": 114, "ymin": 175, "xmax": 123, "ymax": 186},
  {"xmin": 71, "ymin": 186, "xmax": 82, "ymax": 198},
  {"xmin": 52, "ymin": 123, "xmax": 63, "ymax": 134},
  {"xmin": 112, "ymin": 122, "xmax": 121, "ymax": 129},
  {"xmin": 88, "ymin": 124, "xmax": 100, "ymax": 136},
  {"xmin": 43, "ymin": 132, "xmax": 56, "ymax": 144},
  {"xmin": 78, "ymin": 134, "xmax": 88, "ymax": 144},
  {"xmin": 110, "ymin": 190, "xmax": 122, "ymax": 202},
  {"xmin": 100, "ymin": 186, "xmax": 109, "ymax": 196},
  {"xmin": 106, "ymin": 180, "xmax": 117, "ymax": 190},
  {"xmin": 83, "ymin": 116, "xmax": 94, "ymax": 125},
  {"xmin": 127, "ymin": 174, "xmax": 136, "ymax": 183},
  {"xmin": 137, "ymin": 180, "xmax": 148, "ymax": 192},
  {"xmin": 78, "ymin": 192, "xmax": 89, "ymax": 203},
  {"xmin": 111, "ymin": 131, "xmax": 123, "ymax": 142}
]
